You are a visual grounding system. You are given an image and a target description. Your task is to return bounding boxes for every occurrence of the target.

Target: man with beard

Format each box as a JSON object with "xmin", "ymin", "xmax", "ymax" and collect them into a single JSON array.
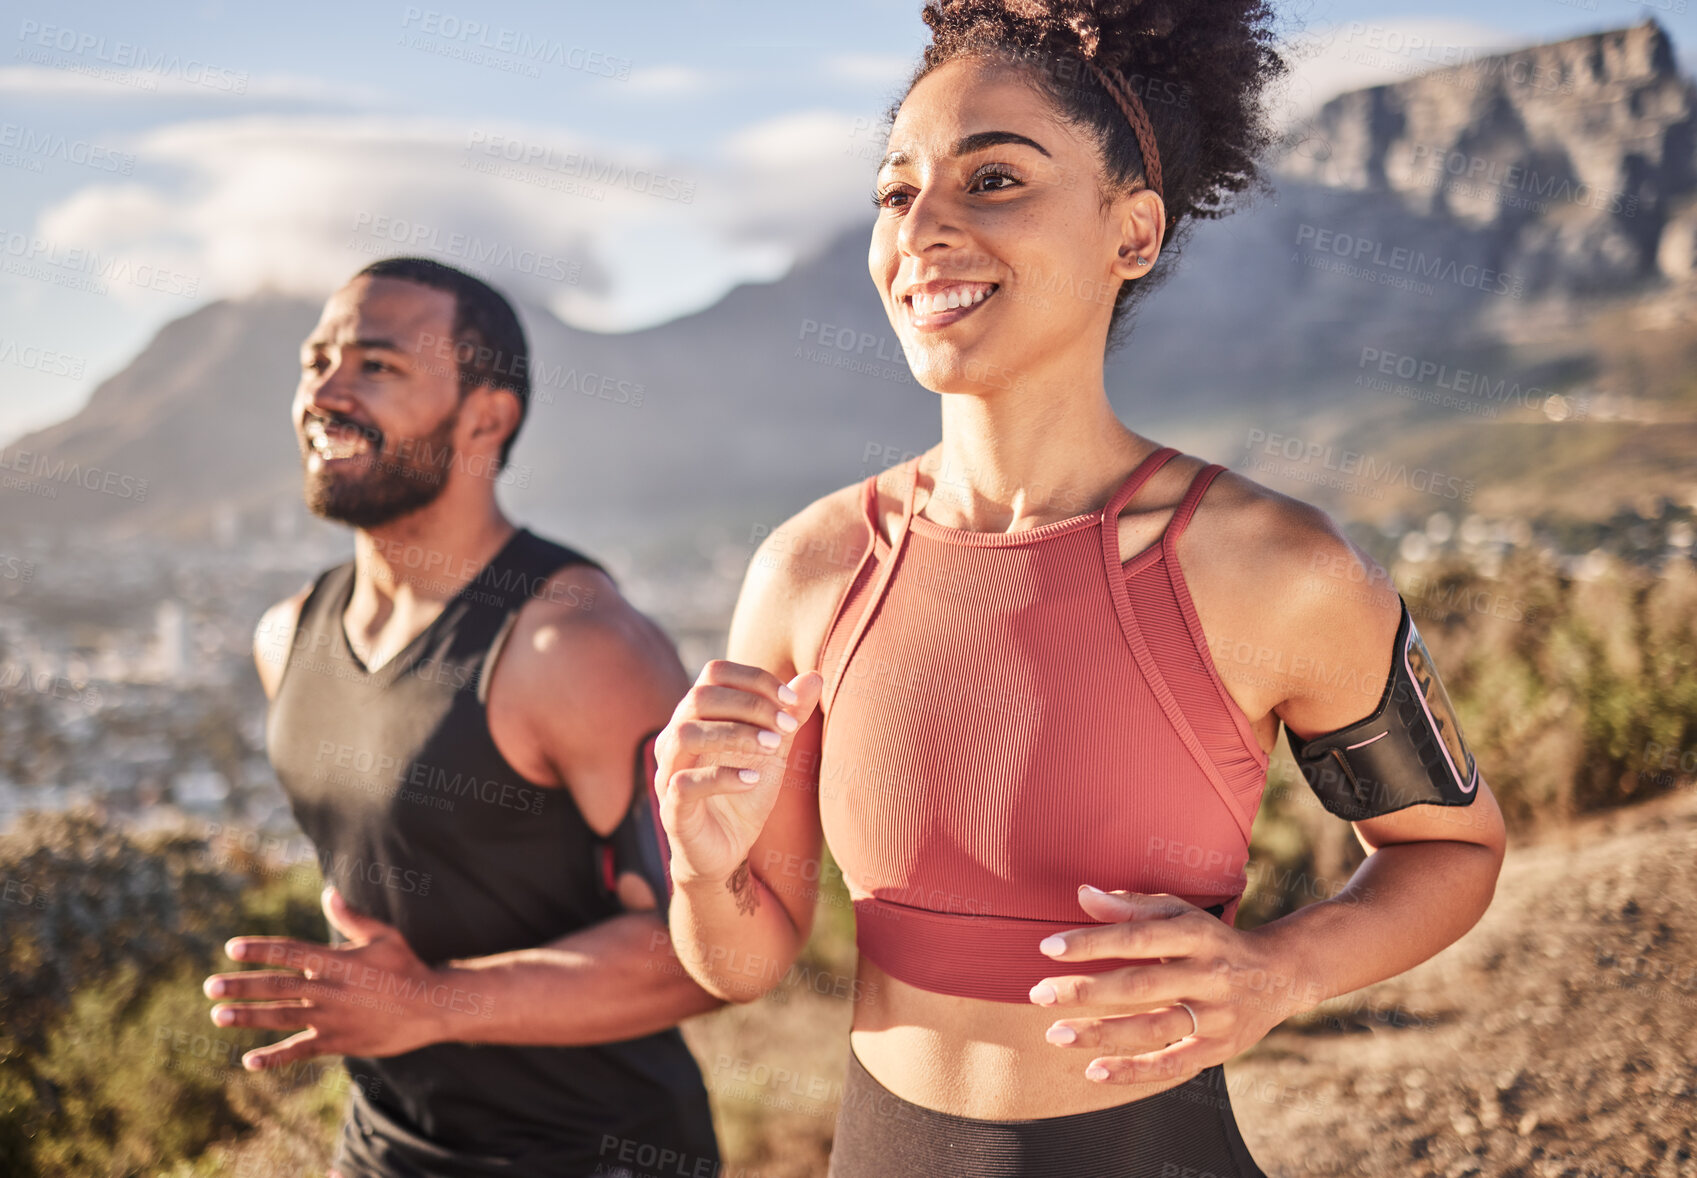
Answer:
[{"xmin": 202, "ymin": 256, "xmax": 723, "ymax": 1177}]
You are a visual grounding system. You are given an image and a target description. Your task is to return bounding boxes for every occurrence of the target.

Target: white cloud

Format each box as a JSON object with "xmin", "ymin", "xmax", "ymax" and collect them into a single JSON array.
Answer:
[
  {"xmin": 38, "ymin": 183, "xmax": 174, "ymax": 243},
  {"xmin": 238, "ymin": 73, "xmax": 396, "ymax": 105},
  {"xmin": 721, "ymin": 108, "xmax": 863, "ymax": 168},
  {"xmin": 625, "ymin": 64, "xmax": 718, "ymax": 96},
  {"xmin": 20, "ymin": 108, "xmax": 876, "ymax": 331},
  {"xmin": 0, "ymin": 65, "xmax": 392, "ymax": 105}
]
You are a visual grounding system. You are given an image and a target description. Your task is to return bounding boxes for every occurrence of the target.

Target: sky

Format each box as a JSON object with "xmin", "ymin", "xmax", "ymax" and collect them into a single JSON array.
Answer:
[{"xmin": 2, "ymin": 0, "xmax": 1690, "ymax": 444}]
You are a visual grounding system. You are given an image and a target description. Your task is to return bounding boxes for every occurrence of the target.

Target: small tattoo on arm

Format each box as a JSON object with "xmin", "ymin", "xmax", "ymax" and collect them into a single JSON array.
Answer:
[{"xmin": 728, "ymin": 857, "xmax": 758, "ymax": 916}]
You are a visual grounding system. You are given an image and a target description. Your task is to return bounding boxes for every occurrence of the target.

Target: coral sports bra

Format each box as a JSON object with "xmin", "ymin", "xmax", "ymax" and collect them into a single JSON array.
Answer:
[{"xmin": 815, "ymin": 448, "xmax": 1270, "ymax": 1003}]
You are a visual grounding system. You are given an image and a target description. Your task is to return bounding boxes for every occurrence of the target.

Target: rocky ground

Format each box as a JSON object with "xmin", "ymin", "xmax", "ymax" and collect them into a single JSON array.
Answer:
[{"xmin": 1223, "ymin": 784, "xmax": 1697, "ymax": 1178}]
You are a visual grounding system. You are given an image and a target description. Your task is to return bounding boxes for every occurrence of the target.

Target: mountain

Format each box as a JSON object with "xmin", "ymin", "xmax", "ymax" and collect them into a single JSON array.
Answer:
[
  {"xmin": 1, "ymin": 18, "xmax": 1692, "ymax": 544},
  {"xmin": 0, "ymin": 295, "xmax": 321, "ymax": 540},
  {"xmin": 1279, "ymin": 18, "xmax": 1695, "ymax": 294}
]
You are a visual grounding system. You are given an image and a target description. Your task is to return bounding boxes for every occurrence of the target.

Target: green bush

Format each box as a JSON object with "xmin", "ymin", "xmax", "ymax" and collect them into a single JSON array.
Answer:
[
  {"xmin": 0, "ymin": 812, "xmax": 331, "ymax": 1178},
  {"xmin": 22, "ymin": 961, "xmax": 262, "ymax": 1177},
  {"xmin": 0, "ymin": 811, "xmax": 246, "ymax": 1057},
  {"xmin": 1434, "ymin": 551, "xmax": 1697, "ymax": 825}
]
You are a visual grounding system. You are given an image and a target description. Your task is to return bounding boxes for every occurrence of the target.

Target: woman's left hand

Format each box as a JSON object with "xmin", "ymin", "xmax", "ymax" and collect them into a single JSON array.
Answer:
[{"xmin": 1029, "ymin": 885, "xmax": 1304, "ymax": 1085}]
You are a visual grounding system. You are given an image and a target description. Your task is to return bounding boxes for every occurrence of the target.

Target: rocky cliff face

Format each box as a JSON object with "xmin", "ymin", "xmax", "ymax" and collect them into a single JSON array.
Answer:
[{"xmin": 1278, "ymin": 19, "xmax": 1697, "ymax": 293}]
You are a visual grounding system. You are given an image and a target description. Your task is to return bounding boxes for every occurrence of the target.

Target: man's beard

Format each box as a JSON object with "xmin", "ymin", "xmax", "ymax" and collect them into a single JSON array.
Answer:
[{"xmin": 302, "ymin": 406, "xmax": 459, "ymax": 529}]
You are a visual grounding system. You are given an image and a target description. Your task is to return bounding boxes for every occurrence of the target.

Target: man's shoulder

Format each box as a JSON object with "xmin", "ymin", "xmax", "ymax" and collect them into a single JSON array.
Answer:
[
  {"xmin": 254, "ymin": 570, "xmax": 337, "ymax": 699},
  {"xmin": 496, "ymin": 539, "xmax": 617, "ymax": 621},
  {"xmin": 496, "ymin": 540, "xmax": 673, "ymax": 700},
  {"xmin": 487, "ymin": 537, "xmax": 688, "ymax": 791}
]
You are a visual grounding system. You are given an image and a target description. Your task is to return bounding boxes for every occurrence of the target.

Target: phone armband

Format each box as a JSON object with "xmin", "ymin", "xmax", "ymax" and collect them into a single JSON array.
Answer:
[{"xmin": 1285, "ymin": 597, "xmax": 1480, "ymax": 822}]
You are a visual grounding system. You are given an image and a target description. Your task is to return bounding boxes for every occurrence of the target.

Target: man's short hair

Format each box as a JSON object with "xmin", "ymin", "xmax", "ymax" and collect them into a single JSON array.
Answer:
[{"xmin": 353, "ymin": 256, "xmax": 530, "ymax": 469}]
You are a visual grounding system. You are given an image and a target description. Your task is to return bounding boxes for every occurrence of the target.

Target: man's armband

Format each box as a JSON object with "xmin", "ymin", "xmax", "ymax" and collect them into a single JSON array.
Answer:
[
  {"xmin": 597, "ymin": 727, "xmax": 673, "ymax": 914},
  {"xmin": 1284, "ymin": 596, "xmax": 1480, "ymax": 822}
]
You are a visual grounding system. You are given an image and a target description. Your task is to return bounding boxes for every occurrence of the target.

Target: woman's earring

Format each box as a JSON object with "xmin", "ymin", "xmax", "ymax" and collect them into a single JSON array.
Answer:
[{"xmin": 1136, "ymin": 256, "xmax": 1149, "ymax": 267}]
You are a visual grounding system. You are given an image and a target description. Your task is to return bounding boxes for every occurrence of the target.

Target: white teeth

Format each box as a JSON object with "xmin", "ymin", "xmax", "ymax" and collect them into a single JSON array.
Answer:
[
  {"xmin": 305, "ymin": 418, "xmax": 370, "ymax": 461},
  {"xmin": 908, "ymin": 284, "xmax": 995, "ymax": 317}
]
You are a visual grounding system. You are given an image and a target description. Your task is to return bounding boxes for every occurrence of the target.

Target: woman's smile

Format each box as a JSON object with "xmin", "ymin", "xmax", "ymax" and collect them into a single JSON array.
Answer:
[{"xmin": 899, "ymin": 279, "xmax": 1001, "ymax": 331}]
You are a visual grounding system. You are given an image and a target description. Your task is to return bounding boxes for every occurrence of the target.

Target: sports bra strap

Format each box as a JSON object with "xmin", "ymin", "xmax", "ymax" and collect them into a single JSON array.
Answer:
[
  {"xmin": 902, "ymin": 454, "xmax": 922, "ymax": 525},
  {"xmin": 1166, "ymin": 463, "xmax": 1227, "ymax": 547},
  {"xmin": 1101, "ymin": 446, "xmax": 1181, "ymax": 522},
  {"xmin": 859, "ymin": 458, "xmax": 925, "ymax": 553},
  {"xmin": 868, "ymin": 450, "xmax": 1221, "ymax": 560},
  {"xmin": 824, "ymin": 461, "xmax": 923, "ymax": 715},
  {"xmin": 859, "ymin": 473, "xmax": 885, "ymax": 552},
  {"xmin": 901, "ymin": 447, "xmax": 1181, "ymax": 533}
]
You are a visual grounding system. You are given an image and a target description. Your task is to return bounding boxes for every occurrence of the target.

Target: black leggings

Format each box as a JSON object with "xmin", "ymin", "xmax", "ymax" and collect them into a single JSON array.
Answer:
[{"xmin": 828, "ymin": 1045, "xmax": 1269, "ymax": 1178}]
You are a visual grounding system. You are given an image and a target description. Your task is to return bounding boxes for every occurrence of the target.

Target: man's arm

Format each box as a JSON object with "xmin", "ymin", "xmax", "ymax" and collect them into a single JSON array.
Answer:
[
  {"xmin": 1232, "ymin": 497, "xmax": 1508, "ymax": 1017},
  {"xmin": 428, "ymin": 562, "xmax": 726, "ymax": 1044},
  {"xmin": 428, "ymin": 906, "xmax": 720, "ymax": 1046}
]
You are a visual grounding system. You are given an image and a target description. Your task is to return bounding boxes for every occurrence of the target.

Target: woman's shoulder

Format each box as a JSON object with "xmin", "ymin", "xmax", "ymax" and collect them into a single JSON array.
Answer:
[
  {"xmin": 756, "ymin": 470, "xmax": 885, "ymax": 581},
  {"xmin": 1110, "ymin": 448, "xmax": 1345, "ymax": 577},
  {"xmin": 1177, "ymin": 459, "xmax": 1403, "ymax": 711},
  {"xmin": 729, "ymin": 469, "xmax": 892, "ymax": 676},
  {"xmin": 765, "ymin": 452, "xmax": 930, "ymax": 562},
  {"xmin": 1188, "ymin": 462, "xmax": 1382, "ymax": 596}
]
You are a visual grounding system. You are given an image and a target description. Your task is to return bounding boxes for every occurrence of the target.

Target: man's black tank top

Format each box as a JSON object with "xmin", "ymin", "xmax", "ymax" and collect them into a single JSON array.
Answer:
[{"xmin": 266, "ymin": 527, "xmax": 718, "ymax": 1178}]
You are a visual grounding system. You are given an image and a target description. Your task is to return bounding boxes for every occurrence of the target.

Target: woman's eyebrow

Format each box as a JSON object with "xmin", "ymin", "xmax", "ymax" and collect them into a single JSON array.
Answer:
[
  {"xmin": 953, "ymin": 130, "xmax": 1050, "ymax": 157},
  {"xmin": 878, "ymin": 130, "xmax": 1053, "ymax": 173}
]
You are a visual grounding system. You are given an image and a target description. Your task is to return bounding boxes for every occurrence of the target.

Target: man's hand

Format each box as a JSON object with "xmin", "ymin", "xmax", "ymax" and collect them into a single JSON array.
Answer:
[{"xmin": 204, "ymin": 885, "xmax": 477, "ymax": 1070}]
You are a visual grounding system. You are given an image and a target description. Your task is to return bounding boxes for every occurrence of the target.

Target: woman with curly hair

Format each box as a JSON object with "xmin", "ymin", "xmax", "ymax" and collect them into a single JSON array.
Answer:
[{"xmin": 652, "ymin": 2, "xmax": 1507, "ymax": 1174}]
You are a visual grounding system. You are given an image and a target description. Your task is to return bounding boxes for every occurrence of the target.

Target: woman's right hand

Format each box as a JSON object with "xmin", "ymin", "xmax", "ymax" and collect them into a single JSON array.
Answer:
[{"xmin": 654, "ymin": 660, "xmax": 823, "ymax": 889}]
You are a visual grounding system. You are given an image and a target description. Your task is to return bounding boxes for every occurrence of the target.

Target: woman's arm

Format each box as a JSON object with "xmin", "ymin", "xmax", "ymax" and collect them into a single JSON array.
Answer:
[
  {"xmin": 660, "ymin": 496, "xmax": 855, "ymax": 1002},
  {"xmin": 665, "ymin": 693, "xmax": 825, "ymax": 1003},
  {"xmin": 1243, "ymin": 507, "xmax": 1507, "ymax": 1019},
  {"xmin": 1243, "ymin": 790, "xmax": 1506, "ymax": 1019}
]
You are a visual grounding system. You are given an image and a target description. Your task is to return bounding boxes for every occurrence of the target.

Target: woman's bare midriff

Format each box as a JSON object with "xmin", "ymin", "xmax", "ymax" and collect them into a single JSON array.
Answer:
[{"xmin": 845, "ymin": 950, "xmax": 1201, "ymax": 1119}]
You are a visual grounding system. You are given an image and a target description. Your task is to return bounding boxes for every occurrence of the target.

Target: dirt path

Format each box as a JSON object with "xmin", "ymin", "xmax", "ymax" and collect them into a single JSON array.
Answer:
[{"xmin": 1226, "ymin": 786, "xmax": 1697, "ymax": 1177}]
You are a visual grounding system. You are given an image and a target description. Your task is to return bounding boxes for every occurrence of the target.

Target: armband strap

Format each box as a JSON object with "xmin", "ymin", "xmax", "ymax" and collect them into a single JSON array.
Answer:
[
  {"xmin": 599, "ymin": 727, "xmax": 674, "ymax": 914},
  {"xmin": 1285, "ymin": 596, "xmax": 1480, "ymax": 822}
]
